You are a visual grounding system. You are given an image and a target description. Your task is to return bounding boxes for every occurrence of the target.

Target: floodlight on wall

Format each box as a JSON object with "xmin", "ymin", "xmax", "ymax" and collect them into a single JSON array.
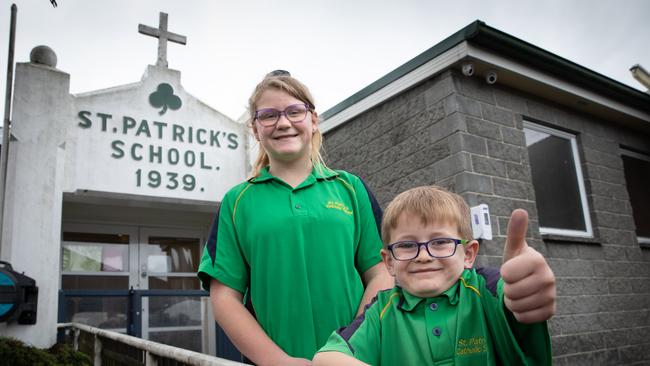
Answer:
[
  {"xmin": 485, "ymin": 70, "xmax": 498, "ymax": 85},
  {"xmin": 461, "ymin": 62, "xmax": 475, "ymax": 76},
  {"xmin": 630, "ymin": 64, "xmax": 650, "ymax": 91}
]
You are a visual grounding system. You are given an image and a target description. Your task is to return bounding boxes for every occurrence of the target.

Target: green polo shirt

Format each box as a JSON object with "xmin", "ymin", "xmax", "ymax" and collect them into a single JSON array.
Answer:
[
  {"xmin": 318, "ymin": 268, "xmax": 551, "ymax": 366},
  {"xmin": 198, "ymin": 166, "xmax": 384, "ymax": 359}
]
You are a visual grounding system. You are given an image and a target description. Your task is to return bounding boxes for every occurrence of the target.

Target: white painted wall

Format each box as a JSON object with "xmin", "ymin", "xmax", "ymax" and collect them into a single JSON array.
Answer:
[
  {"xmin": 0, "ymin": 59, "xmax": 248, "ymax": 348},
  {"xmin": 0, "ymin": 62, "xmax": 71, "ymax": 347}
]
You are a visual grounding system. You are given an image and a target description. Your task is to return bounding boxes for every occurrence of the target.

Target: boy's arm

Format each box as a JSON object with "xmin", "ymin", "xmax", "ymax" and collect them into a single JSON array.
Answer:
[
  {"xmin": 313, "ymin": 352, "xmax": 370, "ymax": 366},
  {"xmin": 210, "ymin": 280, "xmax": 311, "ymax": 366},
  {"xmin": 500, "ymin": 209, "xmax": 556, "ymax": 323}
]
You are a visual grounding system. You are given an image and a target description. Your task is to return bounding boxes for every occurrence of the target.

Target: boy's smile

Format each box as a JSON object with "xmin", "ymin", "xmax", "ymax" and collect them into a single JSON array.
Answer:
[{"xmin": 381, "ymin": 212, "xmax": 478, "ymax": 298}]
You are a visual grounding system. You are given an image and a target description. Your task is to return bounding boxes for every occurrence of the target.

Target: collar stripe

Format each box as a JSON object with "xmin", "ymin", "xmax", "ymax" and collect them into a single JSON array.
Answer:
[
  {"xmin": 380, "ymin": 292, "xmax": 400, "ymax": 320},
  {"xmin": 232, "ymin": 183, "xmax": 253, "ymax": 224},
  {"xmin": 336, "ymin": 177, "xmax": 356, "ymax": 195},
  {"xmin": 460, "ymin": 277, "xmax": 481, "ymax": 297}
]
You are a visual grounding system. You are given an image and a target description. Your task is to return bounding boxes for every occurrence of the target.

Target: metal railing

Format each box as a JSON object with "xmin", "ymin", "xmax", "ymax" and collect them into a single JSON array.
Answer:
[
  {"xmin": 58, "ymin": 322, "xmax": 247, "ymax": 366},
  {"xmin": 58, "ymin": 289, "xmax": 243, "ymax": 363}
]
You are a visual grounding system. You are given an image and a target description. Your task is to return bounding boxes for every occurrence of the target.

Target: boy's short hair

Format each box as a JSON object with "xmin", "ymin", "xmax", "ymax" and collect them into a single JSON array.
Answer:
[{"xmin": 381, "ymin": 185, "xmax": 473, "ymax": 246}]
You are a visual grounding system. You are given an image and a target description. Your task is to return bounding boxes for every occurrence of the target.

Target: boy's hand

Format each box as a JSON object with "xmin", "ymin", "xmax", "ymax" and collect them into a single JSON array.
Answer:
[{"xmin": 501, "ymin": 209, "xmax": 556, "ymax": 323}]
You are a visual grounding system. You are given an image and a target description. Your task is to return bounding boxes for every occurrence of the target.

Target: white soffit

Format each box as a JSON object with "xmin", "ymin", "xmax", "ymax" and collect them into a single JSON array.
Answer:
[{"xmin": 466, "ymin": 44, "xmax": 650, "ymax": 123}]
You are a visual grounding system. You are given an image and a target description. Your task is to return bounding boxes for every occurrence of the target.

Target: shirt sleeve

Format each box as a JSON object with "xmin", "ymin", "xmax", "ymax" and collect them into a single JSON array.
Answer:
[
  {"xmin": 349, "ymin": 174, "xmax": 384, "ymax": 274},
  {"xmin": 317, "ymin": 298, "xmax": 382, "ymax": 365},
  {"xmin": 197, "ymin": 189, "xmax": 249, "ymax": 294}
]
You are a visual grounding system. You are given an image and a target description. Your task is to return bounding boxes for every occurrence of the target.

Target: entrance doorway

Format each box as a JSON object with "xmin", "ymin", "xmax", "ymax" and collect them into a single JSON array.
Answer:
[{"xmin": 60, "ymin": 223, "xmax": 214, "ymax": 354}]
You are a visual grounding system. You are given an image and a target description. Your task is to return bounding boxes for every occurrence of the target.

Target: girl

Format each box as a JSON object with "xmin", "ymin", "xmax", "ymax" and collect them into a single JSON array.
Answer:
[{"xmin": 198, "ymin": 71, "xmax": 393, "ymax": 365}]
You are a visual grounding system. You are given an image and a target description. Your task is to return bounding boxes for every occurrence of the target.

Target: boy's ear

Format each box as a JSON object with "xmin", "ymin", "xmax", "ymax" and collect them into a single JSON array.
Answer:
[
  {"xmin": 463, "ymin": 240, "xmax": 480, "ymax": 269},
  {"xmin": 380, "ymin": 249, "xmax": 396, "ymax": 277}
]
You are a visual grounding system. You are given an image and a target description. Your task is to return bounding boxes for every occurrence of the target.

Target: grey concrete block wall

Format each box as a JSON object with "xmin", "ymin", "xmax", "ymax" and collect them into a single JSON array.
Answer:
[{"xmin": 323, "ymin": 70, "xmax": 650, "ymax": 365}]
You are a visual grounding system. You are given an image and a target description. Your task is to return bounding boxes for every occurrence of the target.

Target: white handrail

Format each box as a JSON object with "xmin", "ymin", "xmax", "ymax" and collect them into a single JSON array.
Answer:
[{"xmin": 58, "ymin": 322, "xmax": 247, "ymax": 366}]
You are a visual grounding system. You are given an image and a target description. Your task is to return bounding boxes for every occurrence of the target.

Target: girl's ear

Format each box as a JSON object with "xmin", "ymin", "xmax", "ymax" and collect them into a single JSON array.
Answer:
[
  {"xmin": 311, "ymin": 111, "xmax": 319, "ymax": 130},
  {"xmin": 252, "ymin": 123, "xmax": 260, "ymax": 141},
  {"xmin": 463, "ymin": 240, "xmax": 480, "ymax": 269}
]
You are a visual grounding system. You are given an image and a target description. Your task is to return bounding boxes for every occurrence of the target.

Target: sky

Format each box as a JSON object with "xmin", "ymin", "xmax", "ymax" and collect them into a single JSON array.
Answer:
[{"xmin": 1, "ymin": 0, "xmax": 649, "ymax": 123}]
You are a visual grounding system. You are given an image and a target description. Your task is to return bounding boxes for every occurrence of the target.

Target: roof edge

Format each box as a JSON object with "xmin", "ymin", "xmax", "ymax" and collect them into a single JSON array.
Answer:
[
  {"xmin": 322, "ymin": 20, "xmax": 650, "ymax": 121},
  {"xmin": 471, "ymin": 22, "xmax": 650, "ymax": 111}
]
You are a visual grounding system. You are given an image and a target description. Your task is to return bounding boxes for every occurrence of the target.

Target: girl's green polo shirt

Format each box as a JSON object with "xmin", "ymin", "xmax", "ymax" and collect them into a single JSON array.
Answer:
[
  {"xmin": 198, "ymin": 166, "xmax": 384, "ymax": 359},
  {"xmin": 318, "ymin": 268, "xmax": 551, "ymax": 365}
]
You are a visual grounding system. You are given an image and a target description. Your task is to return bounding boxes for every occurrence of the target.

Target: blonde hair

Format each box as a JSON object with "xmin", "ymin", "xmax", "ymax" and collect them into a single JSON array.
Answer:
[
  {"xmin": 381, "ymin": 185, "xmax": 472, "ymax": 245},
  {"xmin": 247, "ymin": 73, "xmax": 327, "ymax": 177}
]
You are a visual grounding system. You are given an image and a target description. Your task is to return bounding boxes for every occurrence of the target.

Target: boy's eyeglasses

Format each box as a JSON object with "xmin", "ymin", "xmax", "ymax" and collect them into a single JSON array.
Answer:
[
  {"xmin": 387, "ymin": 238, "xmax": 469, "ymax": 261},
  {"xmin": 254, "ymin": 104, "xmax": 312, "ymax": 127}
]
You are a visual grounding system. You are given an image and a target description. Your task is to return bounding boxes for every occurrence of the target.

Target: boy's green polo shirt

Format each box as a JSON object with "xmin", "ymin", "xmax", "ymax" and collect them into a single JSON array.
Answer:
[
  {"xmin": 198, "ymin": 166, "xmax": 384, "ymax": 359},
  {"xmin": 318, "ymin": 268, "xmax": 551, "ymax": 366}
]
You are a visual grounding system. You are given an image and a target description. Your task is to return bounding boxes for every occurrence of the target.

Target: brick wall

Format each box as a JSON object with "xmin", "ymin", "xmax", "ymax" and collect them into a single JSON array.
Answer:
[{"xmin": 322, "ymin": 70, "xmax": 650, "ymax": 365}]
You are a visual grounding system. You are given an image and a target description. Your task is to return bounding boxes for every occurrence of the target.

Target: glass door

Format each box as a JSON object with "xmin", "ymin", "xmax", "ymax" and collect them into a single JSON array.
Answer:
[
  {"xmin": 61, "ymin": 223, "xmax": 138, "ymax": 332},
  {"xmin": 139, "ymin": 227, "xmax": 208, "ymax": 352}
]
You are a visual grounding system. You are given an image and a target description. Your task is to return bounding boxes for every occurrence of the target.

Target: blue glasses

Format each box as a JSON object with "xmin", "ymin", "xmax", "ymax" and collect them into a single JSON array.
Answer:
[
  {"xmin": 387, "ymin": 238, "xmax": 469, "ymax": 261},
  {"xmin": 254, "ymin": 103, "xmax": 313, "ymax": 127}
]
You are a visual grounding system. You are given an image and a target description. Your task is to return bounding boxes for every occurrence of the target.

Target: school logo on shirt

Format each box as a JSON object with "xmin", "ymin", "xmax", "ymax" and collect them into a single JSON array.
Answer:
[
  {"xmin": 456, "ymin": 337, "xmax": 487, "ymax": 356},
  {"xmin": 326, "ymin": 200, "xmax": 353, "ymax": 215}
]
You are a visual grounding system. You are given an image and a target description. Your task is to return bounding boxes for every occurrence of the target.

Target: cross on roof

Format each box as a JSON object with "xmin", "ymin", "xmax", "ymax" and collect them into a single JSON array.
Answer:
[{"xmin": 138, "ymin": 12, "xmax": 187, "ymax": 68}]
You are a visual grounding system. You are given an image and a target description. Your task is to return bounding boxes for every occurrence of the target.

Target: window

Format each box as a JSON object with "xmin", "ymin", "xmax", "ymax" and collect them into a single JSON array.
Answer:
[
  {"xmin": 523, "ymin": 122, "xmax": 592, "ymax": 237},
  {"xmin": 621, "ymin": 149, "xmax": 650, "ymax": 245}
]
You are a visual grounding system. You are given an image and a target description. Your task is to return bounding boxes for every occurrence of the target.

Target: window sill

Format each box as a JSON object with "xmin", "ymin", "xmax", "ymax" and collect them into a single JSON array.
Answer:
[{"xmin": 540, "ymin": 234, "xmax": 601, "ymax": 245}]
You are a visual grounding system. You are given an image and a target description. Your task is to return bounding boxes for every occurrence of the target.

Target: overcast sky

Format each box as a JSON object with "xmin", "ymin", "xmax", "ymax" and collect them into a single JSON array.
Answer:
[{"xmin": 1, "ymin": 0, "xmax": 649, "ymax": 122}]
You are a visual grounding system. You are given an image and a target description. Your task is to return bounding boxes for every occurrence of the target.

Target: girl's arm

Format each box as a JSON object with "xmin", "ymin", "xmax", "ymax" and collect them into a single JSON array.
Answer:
[
  {"xmin": 313, "ymin": 351, "xmax": 369, "ymax": 366},
  {"xmin": 356, "ymin": 262, "xmax": 393, "ymax": 316},
  {"xmin": 210, "ymin": 280, "xmax": 312, "ymax": 366}
]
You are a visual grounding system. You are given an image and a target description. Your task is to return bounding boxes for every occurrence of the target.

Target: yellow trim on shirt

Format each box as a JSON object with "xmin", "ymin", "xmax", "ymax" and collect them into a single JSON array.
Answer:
[
  {"xmin": 336, "ymin": 177, "xmax": 356, "ymax": 195},
  {"xmin": 460, "ymin": 277, "xmax": 481, "ymax": 297},
  {"xmin": 232, "ymin": 183, "xmax": 253, "ymax": 223},
  {"xmin": 380, "ymin": 292, "xmax": 401, "ymax": 320}
]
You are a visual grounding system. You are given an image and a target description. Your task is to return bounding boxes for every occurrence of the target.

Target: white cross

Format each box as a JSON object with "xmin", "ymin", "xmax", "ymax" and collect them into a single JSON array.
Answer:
[{"xmin": 138, "ymin": 12, "xmax": 187, "ymax": 68}]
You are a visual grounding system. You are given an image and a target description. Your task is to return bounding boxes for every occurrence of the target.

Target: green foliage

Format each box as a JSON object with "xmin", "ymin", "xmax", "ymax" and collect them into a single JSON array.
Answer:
[
  {"xmin": 0, "ymin": 337, "xmax": 91, "ymax": 366},
  {"xmin": 49, "ymin": 343, "xmax": 92, "ymax": 366}
]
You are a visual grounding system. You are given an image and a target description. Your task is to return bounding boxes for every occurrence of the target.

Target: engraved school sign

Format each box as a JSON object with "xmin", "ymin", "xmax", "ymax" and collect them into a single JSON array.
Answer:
[{"xmin": 65, "ymin": 12, "xmax": 246, "ymax": 202}]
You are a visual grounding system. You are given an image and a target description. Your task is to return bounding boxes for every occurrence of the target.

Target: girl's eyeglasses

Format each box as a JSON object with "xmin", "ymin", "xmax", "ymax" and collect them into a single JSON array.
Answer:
[{"xmin": 254, "ymin": 104, "xmax": 312, "ymax": 127}]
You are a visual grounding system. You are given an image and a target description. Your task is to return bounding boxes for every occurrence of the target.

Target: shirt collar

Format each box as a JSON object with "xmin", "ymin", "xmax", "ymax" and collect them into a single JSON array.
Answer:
[
  {"xmin": 248, "ymin": 165, "xmax": 338, "ymax": 184},
  {"xmin": 248, "ymin": 166, "xmax": 275, "ymax": 183},
  {"xmin": 397, "ymin": 280, "xmax": 461, "ymax": 312}
]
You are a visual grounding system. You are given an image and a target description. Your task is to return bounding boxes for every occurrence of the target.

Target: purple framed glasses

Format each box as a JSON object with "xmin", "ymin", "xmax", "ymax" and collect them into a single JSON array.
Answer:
[{"xmin": 254, "ymin": 103, "xmax": 312, "ymax": 127}]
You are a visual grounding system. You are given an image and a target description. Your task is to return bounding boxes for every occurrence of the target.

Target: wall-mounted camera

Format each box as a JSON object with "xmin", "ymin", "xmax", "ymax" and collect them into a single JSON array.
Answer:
[
  {"xmin": 461, "ymin": 62, "xmax": 475, "ymax": 76},
  {"xmin": 485, "ymin": 70, "xmax": 498, "ymax": 85}
]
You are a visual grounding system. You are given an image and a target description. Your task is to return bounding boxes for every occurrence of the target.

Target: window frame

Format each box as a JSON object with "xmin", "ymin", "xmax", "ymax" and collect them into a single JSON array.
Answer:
[
  {"xmin": 523, "ymin": 121, "xmax": 593, "ymax": 238},
  {"xmin": 620, "ymin": 148, "xmax": 650, "ymax": 246}
]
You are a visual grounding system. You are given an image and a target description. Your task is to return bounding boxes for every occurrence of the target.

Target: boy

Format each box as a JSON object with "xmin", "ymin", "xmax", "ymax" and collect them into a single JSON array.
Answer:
[{"xmin": 313, "ymin": 185, "xmax": 553, "ymax": 365}]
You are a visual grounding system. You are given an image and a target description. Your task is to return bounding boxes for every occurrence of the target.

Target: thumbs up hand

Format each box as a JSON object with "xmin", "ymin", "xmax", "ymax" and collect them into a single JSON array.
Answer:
[{"xmin": 501, "ymin": 209, "xmax": 556, "ymax": 324}]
